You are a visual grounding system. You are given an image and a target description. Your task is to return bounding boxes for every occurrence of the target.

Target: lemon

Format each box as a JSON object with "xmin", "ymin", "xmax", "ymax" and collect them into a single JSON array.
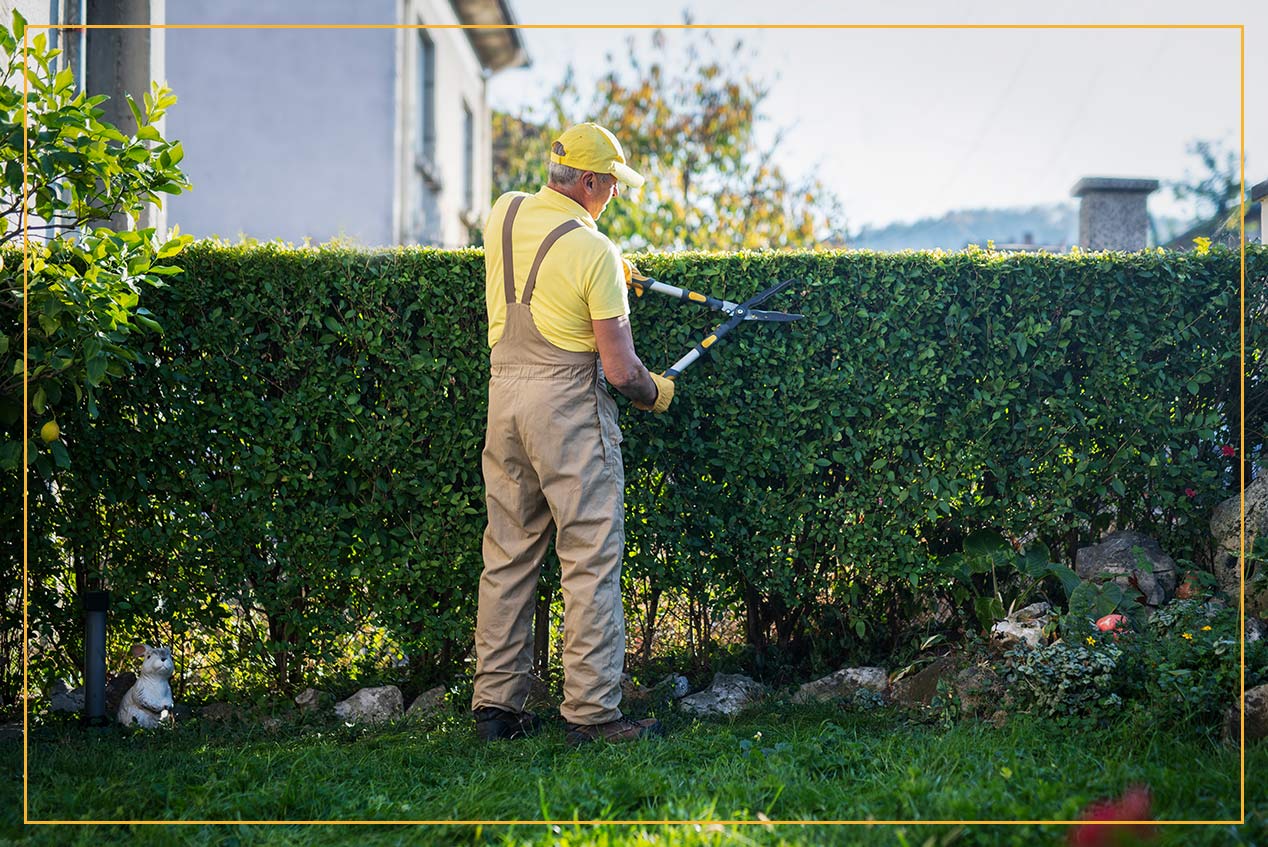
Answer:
[{"xmin": 40, "ymin": 420, "xmax": 59, "ymax": 442}]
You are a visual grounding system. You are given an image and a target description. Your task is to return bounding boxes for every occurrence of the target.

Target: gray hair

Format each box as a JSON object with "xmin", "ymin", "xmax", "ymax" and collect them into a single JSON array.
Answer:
[{"xmin": 547, "ymin": 162, "xmax": 586, "ymax": 187}]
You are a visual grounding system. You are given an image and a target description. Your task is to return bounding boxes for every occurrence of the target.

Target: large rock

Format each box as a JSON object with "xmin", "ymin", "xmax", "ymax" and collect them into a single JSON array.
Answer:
[
  {"xmin": 1211, "ymin": 473, "xmax": 1268, "ymax": 607},
  {"xmin": 334, "ymin": 685, "xmax": 403, "ymax": 724},
  {"xmin": 891, "ymin": 654, "xmax": 1003, "ymax": 717},
  {"xmin": 678, "ymin": 673, "xmax": 765, "ymax": 717},
  {"xmin": 791, "ymin": 667, "xmax": 888, "ymax": 705},
  {"xmin": 891, "ymin": 656, "xmax": 958, "ymax": 708},
  {"xmin": 294, "ymin": 687, "xmax": 334, "ymax": 713},
  {"xmin": 1075, "ymin": 531, "xmax": 1177, "ymax": 607},
  {"xmin": 990, "ymin": 602, "xmax": 1053, "ymax": 650},
  {"xmin": 654, "ymin": 674, "xmax": 690, "ymax": 700},
  {"xmin": 951, "ymin": 662, "xmax": 1005, "ymax": 717},
  {"xmin": 1225, "ymin": 683, "xmax": 1268, "ymax": 744},
  {"xmin": 406, "ymin": 685, "xmax": 447, "ymax": 718},
  {"xmin": 48, "ymin": 681, "xmax": 84, "ymax": 713},
  {"xmin": 620, "ymin": 673, "xmax": 650, "ymax": 704},
  {"xmin": 106, "ymin": 673, "xmax": 136, "ymax": 716}
]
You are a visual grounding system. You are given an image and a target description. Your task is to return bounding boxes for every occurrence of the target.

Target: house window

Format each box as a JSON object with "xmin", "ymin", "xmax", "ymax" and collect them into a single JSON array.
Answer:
[
  {"xmin": 416, "ymin": 31, "xmax": 438, "ymax": 186},
  {"xmin": 462, "ymin": 101, "xmax": 474, "ymax": 211}
]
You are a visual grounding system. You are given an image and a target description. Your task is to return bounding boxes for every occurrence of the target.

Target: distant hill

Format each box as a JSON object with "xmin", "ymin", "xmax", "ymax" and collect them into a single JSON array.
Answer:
[{"xmin": 848, "ymin": 204, "xmax": 1189, "ymax": 252}]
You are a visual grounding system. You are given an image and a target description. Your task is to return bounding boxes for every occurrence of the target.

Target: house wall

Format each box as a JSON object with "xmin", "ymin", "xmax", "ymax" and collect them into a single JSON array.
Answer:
[
  {"xmin": 0, "ymin": 0, "xmax": 47, "ymax": 35},
  {"xmin": 163, "ymin": 0, "xmax": 398, "ymax": 245},
  {"xmin": 397, "ymin": 0, "xmax": 491, "ymax": 246}
]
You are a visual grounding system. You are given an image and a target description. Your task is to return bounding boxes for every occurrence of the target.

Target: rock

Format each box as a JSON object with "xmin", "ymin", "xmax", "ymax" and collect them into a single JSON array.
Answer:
[
  {"xmin": 654, "ymin": 674, "xmax": 690, "ymax": 699},
  {"xmin": 406, "ymin": 685, "xmax": 447, "ymax": 718},
  {"xmin": 990, "ymin": 602, "xmax": 1053, "ymax": 650},
  {"xmin": 1248, "ymin": 617, "xmax": 1265, "ymax": 644},
  {"xmin": 1212, "ymin": 474, "xmax": 1268, "ymax": 614},
  {"xmin": 106, "ymin": 673, "xmax": 136, "ymax": 716},
  {"xmin": 48, "ymin": 681, "xmax": 84, "ymax": 713},
  {"xmin": 678, "ymin": 673, "xmax": 765, "ymax": 717},
  {"xmin": 891, "ymin": 656, "xmax": 961, "ymax": 708},
  {"xmin": 199, "ymin": 702, "xmax": 236, "ymax": 721},
  {"xmin": 334, "ymin": 685, "xmax": 403, "ymax": 724},
  {"xmin": 620, "ymin": 674, "xmax": 650, "ymax": 704},
  {"xmin": 1075, "ymin": 531, "xmax": 1178, "ymax": 607},
  {"xmin": 1010, "ymin": 601, "xmax": 1051, "ymax": 621},
  {"xmin": 791, "ymin": 667, "xmax": 888, "ymax": 705},
  {"xmin": 294, "ymin": 688, "xmax": 334, "ymax": 712},
  {"xmin": 1225, "ymin": 683, "xmax": 1268, "ymax": 744},
  {"xmin": 892, "ymin": 653, "xmax": 1002, "ymax": 716},
  {"xmin": 261, "ymin": 716, "xmax": 282, "ymax": 732},
  {"xmin": 952, "ymin": 663, "xmax": 1004, "ymax": 716}
]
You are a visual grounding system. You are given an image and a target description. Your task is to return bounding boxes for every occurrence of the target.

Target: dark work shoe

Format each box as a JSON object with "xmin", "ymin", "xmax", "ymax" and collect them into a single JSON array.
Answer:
[
  {"xmin": 565, "ymin": 716, "xmax": 665, "ymax": 747},
  {"xmin": 473, "ymin": 707, "xmax": 542, "ymax": 741}
]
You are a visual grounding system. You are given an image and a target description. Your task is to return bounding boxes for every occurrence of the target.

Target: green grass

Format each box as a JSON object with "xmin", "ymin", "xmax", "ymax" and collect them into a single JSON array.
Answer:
[{"xmin": 3, "ymin": 702, "xmax": 1265, "ymax": 846}]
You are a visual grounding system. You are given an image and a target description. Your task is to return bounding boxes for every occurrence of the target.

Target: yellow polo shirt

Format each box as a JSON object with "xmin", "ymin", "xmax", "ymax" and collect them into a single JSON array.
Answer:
[{"xmin": 485, "ymin": 187, "xmax": 630, "ymax": 352}]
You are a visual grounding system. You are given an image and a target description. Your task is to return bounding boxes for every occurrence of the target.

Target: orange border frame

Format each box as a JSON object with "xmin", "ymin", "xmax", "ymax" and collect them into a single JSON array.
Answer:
[{"xmin": 20, "ymin": 19, "xmax": 1249, "ymax": 831}]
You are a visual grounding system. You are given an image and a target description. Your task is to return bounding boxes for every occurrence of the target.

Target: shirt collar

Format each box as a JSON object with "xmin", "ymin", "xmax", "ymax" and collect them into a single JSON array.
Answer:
[{"xmin": 537, "ymin": 186, "xmax": 597, "ymax": 230}]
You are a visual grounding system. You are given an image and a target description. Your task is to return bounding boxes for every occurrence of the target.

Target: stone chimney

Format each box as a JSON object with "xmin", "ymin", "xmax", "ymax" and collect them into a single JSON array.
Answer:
[
  {"xmin": 1253, "ymin": 180, "xmax": 1268, "ymax": 243},
  {"xmin": 1071, "ymin": 177, "xmax": 1159, "ymax": 251}
]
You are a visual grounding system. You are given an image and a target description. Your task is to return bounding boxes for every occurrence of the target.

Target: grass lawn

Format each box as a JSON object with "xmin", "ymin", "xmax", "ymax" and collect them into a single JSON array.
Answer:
[{"xmin": 2, "ymin": 701, "xmax": 1264, "ymax": 846}]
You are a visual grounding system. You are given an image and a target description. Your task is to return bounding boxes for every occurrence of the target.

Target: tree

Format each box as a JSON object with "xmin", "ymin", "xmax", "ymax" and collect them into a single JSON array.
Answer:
[
  {"xmin": 491, "ymin": 29, "xmax": 846, "ymax": 251},
  {"xmin": 0, "ymin": 10, "xmax": 192, "ymax": 476},
  {"xmin": 1168, "ymin": 139, "xmax": 1247, "ymax": 235},
  {"xmin": 0, "ymin": 10, "xmax": 191, "ymax": 706}
]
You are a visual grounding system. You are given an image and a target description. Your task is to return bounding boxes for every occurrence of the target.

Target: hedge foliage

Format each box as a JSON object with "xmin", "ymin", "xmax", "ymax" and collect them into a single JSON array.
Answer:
[{"xmin": 10, "ymin": 242, "xmax": 1266, "ymax": 694}]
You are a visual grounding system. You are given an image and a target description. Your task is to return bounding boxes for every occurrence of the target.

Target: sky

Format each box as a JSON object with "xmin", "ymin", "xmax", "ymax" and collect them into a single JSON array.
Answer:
[{"xmin": 487, "ymin": 0, "xmax": 1263, "ymax": 231}]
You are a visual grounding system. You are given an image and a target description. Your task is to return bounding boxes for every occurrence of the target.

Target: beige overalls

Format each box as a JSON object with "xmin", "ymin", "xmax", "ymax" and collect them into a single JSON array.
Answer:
[{"xmin": 471, "ymin": 196, "xmax": 627, "ymax": 725}]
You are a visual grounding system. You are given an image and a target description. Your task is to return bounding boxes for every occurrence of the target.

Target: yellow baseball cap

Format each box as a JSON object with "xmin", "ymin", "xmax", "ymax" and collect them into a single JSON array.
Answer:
[{"xmin": 550, "ymin": 123, "xmax": 645, "ymax": 189}]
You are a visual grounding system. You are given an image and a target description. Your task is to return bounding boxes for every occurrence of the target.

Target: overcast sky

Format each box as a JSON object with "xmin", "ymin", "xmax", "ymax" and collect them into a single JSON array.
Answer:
[{"xmin": 488, "ymin": 0, "xmax": 1263, "ymax": 230}]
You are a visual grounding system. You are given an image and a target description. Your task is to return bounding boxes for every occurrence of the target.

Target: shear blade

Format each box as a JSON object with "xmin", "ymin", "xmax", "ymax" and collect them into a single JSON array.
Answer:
[{"xmin": 744, "ymin": 309, "xmax": 802, "ymax": 322}]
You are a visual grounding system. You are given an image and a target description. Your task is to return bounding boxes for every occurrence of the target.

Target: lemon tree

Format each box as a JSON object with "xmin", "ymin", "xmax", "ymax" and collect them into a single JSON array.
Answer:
[{"xmin": 0, "ymin": 10, "xmax": 192, "ymax": 476}]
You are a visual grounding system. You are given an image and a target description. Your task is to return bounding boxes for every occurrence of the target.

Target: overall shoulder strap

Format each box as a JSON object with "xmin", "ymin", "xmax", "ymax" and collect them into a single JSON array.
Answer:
[
  {"xmin": 500, "ymin": 195, "xmax": 526, "ymax": 305},
  {"xmin": 522, "ymin": 220, "xmax": 583, "ymax": 306}
]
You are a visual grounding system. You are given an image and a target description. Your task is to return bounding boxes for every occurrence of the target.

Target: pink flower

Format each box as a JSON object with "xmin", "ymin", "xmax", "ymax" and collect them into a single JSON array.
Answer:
[
  {"xmin": 1222, "ymin": 445, "xmax": 1236, "ymax": 458},
  {"xmin": 1184, "ymin": 488, "xmax": 1196, "ymax": 498},
  {"xmin": 1068, "ymin": 785, "xmax": 1155, "ymax": 846}
]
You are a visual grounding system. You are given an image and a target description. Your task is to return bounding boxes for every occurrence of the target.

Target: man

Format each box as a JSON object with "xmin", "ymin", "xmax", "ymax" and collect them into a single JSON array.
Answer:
[{"xmin": 471, "ymin": 123, "xmax": 673, "ymax": 746}]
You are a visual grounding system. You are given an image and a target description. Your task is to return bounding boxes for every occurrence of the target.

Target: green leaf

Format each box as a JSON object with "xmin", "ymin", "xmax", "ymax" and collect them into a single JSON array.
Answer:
[
  {"xmin": 49, "ymin": 438, "xmax": 70, "ymax": 468},
  {"xmin": 964, "ymin": 529, "xmax": 1009, "ymax": 557},
  {"xmin": 125, "ymin": 93, "xmax": 144, "ymax": 131},
  {"xmin": 1049, "ymin": 564, "xmax": 1081, "ymax": 600}
]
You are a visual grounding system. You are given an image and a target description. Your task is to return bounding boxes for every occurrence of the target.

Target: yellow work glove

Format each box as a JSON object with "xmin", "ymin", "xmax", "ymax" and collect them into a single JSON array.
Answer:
[
  {"xmin": 634, "ymin": 372, "xmax": 675, "ymax": 414},
  {"xmin": 623, "ymin": 258, "xmax": 648, "ymax": 296}
]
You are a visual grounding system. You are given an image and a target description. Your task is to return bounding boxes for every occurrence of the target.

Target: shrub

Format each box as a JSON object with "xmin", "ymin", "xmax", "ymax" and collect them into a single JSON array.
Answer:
[
  {"xmin": 1006, "ymin": 640, "xmax": 1126, "ymax": 719},
  {"xmin": 8, "ymin": 243, "xmax": 1263, "ymax": 695}
]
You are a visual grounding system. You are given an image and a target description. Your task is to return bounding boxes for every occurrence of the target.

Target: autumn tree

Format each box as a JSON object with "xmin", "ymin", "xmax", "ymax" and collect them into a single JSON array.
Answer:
[{"xmin": 492, "ymin": 29, "xmax": 846, "ymax": 251}]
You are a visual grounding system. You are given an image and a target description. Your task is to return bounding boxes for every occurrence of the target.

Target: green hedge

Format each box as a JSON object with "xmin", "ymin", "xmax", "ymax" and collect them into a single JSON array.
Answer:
[{"xmin": 14, "ymin": 242, "xmax": 1267, "ymax": 694}]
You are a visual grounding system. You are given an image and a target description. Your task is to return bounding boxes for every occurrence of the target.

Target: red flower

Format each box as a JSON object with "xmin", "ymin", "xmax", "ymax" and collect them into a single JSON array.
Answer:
[
  {"xmin": 1184, "ymin": 488, "xmax": 1197, "ymax": 498},
  {"xmin": 1068, "ymin": 785, "xmax": 1155, "ymax": 846},
  {"xmin": 1222, "ymin": 445, "xmax": 1236, "ymax": 458}
]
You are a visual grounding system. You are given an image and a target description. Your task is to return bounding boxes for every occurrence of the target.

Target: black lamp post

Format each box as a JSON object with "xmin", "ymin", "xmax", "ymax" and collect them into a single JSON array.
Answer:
[{"xmin": 83, "ymin": 590, "xmax": 109, "ymax": 726}]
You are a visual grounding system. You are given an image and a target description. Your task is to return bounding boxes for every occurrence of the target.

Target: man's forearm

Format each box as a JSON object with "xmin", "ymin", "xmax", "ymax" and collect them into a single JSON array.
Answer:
[{"xmin": 607, "ymin": 365, "xmax": 659, "ymax": 407}]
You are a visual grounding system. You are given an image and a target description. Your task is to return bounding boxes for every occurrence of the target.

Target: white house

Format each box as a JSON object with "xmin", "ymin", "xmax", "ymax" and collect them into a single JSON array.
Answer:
[
  {"xmin": 2, "ymin": 0, "xmax": 527, "ymax": 247},
  {"xmin": 165, "ymin": 0, "xmax": 527, "ymax": 246}
]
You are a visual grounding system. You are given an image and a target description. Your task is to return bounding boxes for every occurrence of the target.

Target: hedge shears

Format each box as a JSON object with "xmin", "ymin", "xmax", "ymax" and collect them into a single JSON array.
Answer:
[{"xmin": 624, "ymin": 265, "xmax": 803, "ymax": 378}]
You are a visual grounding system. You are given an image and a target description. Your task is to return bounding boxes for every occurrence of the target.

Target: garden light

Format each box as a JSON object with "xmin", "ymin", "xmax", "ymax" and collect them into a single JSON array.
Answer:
[{"xmin": 83, "ymin": 590, "xmax": 109, "ymax": 727}]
